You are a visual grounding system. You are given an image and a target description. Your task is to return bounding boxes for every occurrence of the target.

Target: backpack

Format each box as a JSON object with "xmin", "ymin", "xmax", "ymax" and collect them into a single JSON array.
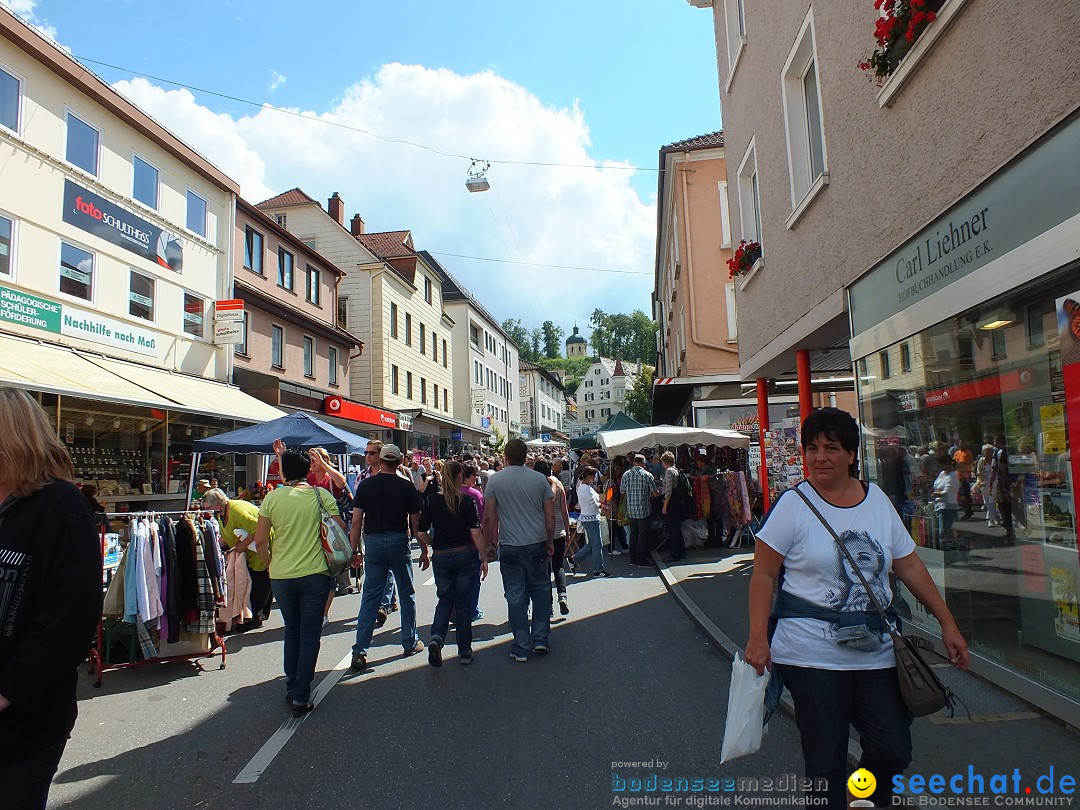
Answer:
[{"xmin": 674, "ymin": 469, "xmax": 695, "ymax": 515}]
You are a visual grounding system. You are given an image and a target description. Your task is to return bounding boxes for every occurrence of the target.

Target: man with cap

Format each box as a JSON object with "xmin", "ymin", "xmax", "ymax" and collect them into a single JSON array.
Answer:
[
  {"xmin": 349, "ymin": 443, "xmax": 430, "ymax": 671},
  {"xmin": 621, "ymin": 454, "xmax": 658, "ymax": 566}
]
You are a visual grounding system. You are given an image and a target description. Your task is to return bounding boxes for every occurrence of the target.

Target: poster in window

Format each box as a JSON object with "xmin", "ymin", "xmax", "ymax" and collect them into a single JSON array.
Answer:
[{"xmin": 1051, "ymin": 565, "xmax": 1080, "ymax": 643}]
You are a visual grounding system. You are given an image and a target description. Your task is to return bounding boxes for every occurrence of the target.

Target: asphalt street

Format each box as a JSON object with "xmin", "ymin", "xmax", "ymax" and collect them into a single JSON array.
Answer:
[{"xmin": 51, "ymin": 552, "xmax": 806, "ymax": 810}]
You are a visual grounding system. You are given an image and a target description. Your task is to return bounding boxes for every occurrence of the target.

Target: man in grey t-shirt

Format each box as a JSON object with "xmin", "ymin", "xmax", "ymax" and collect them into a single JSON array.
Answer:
[{"xmin": 484, "ymin": 439, "xmax": 555, "ymax": 661}]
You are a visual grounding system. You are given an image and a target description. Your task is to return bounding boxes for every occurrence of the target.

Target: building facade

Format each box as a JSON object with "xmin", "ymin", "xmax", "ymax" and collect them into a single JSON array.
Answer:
[
  {"xmin": 519, "ymin": 360, "xmax": 568, "ymax": 441},
  {"xmin": 694, "ymin": 0, "xmax": 1080, "ymax": 723},
  {"xmin": 0, "ymin": 9, "xmax": 281, "ymax": 505},
  {"xmin": 423, "ymin": 251, "xmax": 519, "ymax": 447},
  {"xmin": 576, "ymin": 357, "xmax": 639, "ymax": 435}
]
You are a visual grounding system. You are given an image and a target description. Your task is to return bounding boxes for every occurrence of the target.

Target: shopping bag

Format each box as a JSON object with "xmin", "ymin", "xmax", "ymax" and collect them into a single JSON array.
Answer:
[{"xmin": 720, "ymin": 653, "xmax": 771, "ymax": 763}]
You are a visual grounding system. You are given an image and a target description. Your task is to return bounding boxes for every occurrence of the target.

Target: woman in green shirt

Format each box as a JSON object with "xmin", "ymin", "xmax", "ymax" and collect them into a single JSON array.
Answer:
[{"xmin": 254, "ymin": 450, "xmax": 344, "ymax": 717}]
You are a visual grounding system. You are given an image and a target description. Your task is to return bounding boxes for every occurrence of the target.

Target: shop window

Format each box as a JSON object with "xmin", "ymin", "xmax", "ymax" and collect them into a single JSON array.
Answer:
[
  {"xmin": 328, "ymin": 346, "xmax": 338, "ymax": 385},
  {"xmin": 900, "ymin": 342, "xmax": 912, "ymax": 373},
  {"xmin": 991, "ymin": 328, "xmax": 1007, "ymax": 360},
  {"xmin": 406, "ymin": 371, "xmax": 413, "ymax": 399},
  {"xmin": 1026, "ymin": 302, "xmax": 1046, "ymax": 348},
  {"xmin": 443, "ymin": 339, "xmax": 448, "ymax": 368},
  {"xmin": 271, "ymin": 324, "xmax": 284, "ymax": 367},
  {"xmin": 782, "ymin": 9, "xmax": 828, "ymax": 219},
  {"xmin": 128, "ymin": 270, "xmax": 154, "ymax": 321},
  {"xmin": 183, "ymin": 293, "xmax": 205, "ymax": 338},
  {"xmin": 236, "ymin": 312, "xmax": 249, "ymax": 356},
  {"xmin": 133, "ymin": 155, "xmax": 159, "ymax": 210},
  {"xmin": 244, "ymin": 227, "xmax": 264, "ymax": 275},
  {"xmin": 391, "ymin": 364, "xmax": 399, "ymax": 395},
  {"xmin": 65, "ymin": 112, "xmax": 99, "ymax": 176},
  {"xmin": 277, "ymin": 248, "xmax": 294, "ymax": 290},
  {"xmin": 879, "ymin": 349, "xmax": 891, "ymax": 379},
  {"xmin": 405, "ymin": 312, "xmax": 412, "ymax": 346},
  {"xmin": 186, "ymin": 190, "xmax": 207, "ymax": 238},
  {"xmin": 303, "ymin": 336, "xmax": 315, "ymax": 377},
  {"xmin": 306, "ymin": 265, "xmax": 320, "ymax": 305},
  {"xmin": 59, "ymin": 241, "xmax": 93, "ymax": 301},
  {"xmin": 390, "ymin": 302, "xmax": 398, "ymax": 338},
  {"xmin": 0, "ymin": 64, "xmax": 20, "ymax": 133},
  {"xmin": 0, "ymin": 213, "xmax": 12, "ymax": 276}
]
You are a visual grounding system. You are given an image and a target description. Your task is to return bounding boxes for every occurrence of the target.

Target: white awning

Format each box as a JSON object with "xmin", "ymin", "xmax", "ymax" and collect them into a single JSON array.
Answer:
[
  {"xmin": 598, "ymin": 425, "xmax": 750, "ymax": 456},
  {"xmin": 0, "ymin": 333, "xmax": 284, "ymax": 423}
]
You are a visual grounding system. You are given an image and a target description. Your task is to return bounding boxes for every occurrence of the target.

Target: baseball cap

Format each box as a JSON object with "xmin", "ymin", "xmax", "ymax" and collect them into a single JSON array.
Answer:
[
  {"xmin": 379, "ymin": 443, "xmax": 404, "ymax": 462},
  {"xmin": 633, "ymin": 454, "xmax": 646, "ymax": 464}
]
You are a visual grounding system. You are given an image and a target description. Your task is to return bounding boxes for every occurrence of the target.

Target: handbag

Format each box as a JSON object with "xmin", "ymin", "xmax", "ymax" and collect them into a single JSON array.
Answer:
[
  {"xmin": 314, "ymin": 487, "xmax": 352, "ymax": 577},
  {"xmin": 793, "ymin": 488, "xmax": 956, "ymax": 717}
]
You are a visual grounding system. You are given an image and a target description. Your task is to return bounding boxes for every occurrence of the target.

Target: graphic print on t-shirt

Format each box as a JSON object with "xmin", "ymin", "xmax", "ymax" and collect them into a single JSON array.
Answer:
[
  {"xmin": 0, "ymin": 548, "xmax": 29, "ymax": 637},
  {"xmin": 822, "ymin": 530, "xmax": 889, "ymax": 621}
]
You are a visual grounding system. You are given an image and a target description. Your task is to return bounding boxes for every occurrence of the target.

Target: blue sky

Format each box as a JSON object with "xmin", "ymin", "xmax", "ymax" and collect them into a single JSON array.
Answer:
[{"xmin": 8, "ymin": 0, "xmax": 723, "ymax": 333}]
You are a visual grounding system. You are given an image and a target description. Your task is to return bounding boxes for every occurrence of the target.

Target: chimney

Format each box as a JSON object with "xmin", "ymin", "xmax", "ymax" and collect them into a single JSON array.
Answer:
[
  {"xmin": 328, "ymin": 192, "xmax": 344, "ymax": 225},
  {"xmin": 350, "ymin": 213, "xmax": 365, "ymax": 236}
]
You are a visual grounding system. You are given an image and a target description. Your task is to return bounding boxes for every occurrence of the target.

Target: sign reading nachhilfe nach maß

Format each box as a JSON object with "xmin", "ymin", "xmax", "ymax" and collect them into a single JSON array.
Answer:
[{"xmin": 0, "ymin": 283, "xmax": 157, "ymax": 355}]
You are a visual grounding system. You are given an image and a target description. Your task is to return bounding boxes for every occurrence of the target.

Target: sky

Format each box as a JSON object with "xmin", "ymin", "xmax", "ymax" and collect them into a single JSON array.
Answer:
[{"xmin": 3, "ymin": 0, "xmax": 723, "ymax": 336}]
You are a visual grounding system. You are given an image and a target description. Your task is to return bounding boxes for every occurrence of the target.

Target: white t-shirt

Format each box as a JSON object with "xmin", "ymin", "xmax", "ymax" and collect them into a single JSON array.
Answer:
[
  {"xmin": 758, "ymin": 480, "xmax": 916, "ymax": 670},
  {"xmin": 577, "ymin": 482, "xmax": 601, "ymax": 520},
  {"xmin": 933, "ymin": 471, "xmax": 959, "ymax": 511}
]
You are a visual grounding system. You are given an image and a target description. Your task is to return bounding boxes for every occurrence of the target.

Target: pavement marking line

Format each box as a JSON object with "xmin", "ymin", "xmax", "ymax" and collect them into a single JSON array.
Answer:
[{"xmin": 232, "ymin": 650, "xmax": 353, "ymax": 785}]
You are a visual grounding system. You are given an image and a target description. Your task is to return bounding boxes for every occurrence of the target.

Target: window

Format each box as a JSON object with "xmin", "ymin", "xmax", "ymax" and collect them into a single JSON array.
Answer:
[
  {"xmin": 337, "ymin": 296, "xmax": 348, "ymax": 328},
  {"xmin": 879, "ymin": 350, "xmax": 891, "ymax": 379},
  {"xmin": 725, "ymin": 282, "xmax": 738, "ymax": 340},
  {"xmin": 782, "ymin": 10, "xmax": 829, "ymax": 217},
  {"xmin": 303, "ymin": 336, "xmax": 315, "ymax": 377},
  {"xmin": 0, "ymin": 213, "xmax": 12, "ymax": 276},
  {"xmin": 244, "ymin": 227, "xmax": 264, "ymax": 275},
  {"xmin": 405, "ymin": 312, "xmax": 412, "ymax": 346},
  {"xmin": 443, "ymin": 389, "xmax": 447, "ymax": 412},
  {"xmin": 236, "ymin": 312, "xmax": 249, "ymax": 356},
  {"xmin": 991, "ymin": 328, "xmax": 1007, "ymax": 360},
  {"xmin": 442, "ymin": 339, "xmax": 448, "ymax": 368},
  {"xmin": 420, "ymin": 323, "xmax": 426, "ymax": 355},
  {"xmin": 900, "ymin": 342, "xmax": 912, "ymax": 373},
  {"xmin": 132, "ymin": 155, "xmax": 159, "ymax": 210},
  {"xmin": 470, "ymin": 325, "xmax": 479, "ymax": 346},
  {"xmin": 59, "ymin": 241, "xmax": 93, "ymax": 301},
  {"xmin": 420, "ymin": 378, "xmax": 427, "ymax": 405},
  {"xmin": 1026, "ymin": 302, "xmax": 1046, "ymax": 348},
  {"xmin": 406, "ymin": 371, "xmax": 413, "ymax": 399},
  {"xmin": 303, "ymin": 239, "xmax": 316, "ymax": 250},
  {"xmin": 275, "ymin": 214, "xmax": 287, "ymax": 228},
  {"xmin": 433, "ymin": 384, "xmax": 439, "ymax": 409},
  {"xmin": 128, "ymin": 270, "xmax": 154, "ymax": 321},
  {"xmin": 306, "ymin": 265, "xmax": 320, "ymax": 305},
  {"xmin": 328, "ymin": 346, "xmax": 339, "ymax": 385},
  {"xmin": 0, "ymin": 65, "xmax": 19, "ymax": 133},
  {"xmin": 271, "ymin": 325, "xmax": 284, "ymax": 367},
  {"xmin": 277, "ymin": 248, "xmax": 294, "ymax": 290},
  {"xmin": 183, "ymin": 293, "xmax": 205, "ymax": 338},
  {"xmin": 723, "ymin": 0, "xmax": 747, "ymax": 86},
  {"xmin": 391, "ymin": 365, "xmax": 399, "ymax": 395},
  {"xmin": 432, "ymin": 331, "xmax": 438, "ymax": 362},
  {"xmin": 65, "ymin": 112, "xmax": 99, "ymax": 176},
  {"xmin": 186, "ymin": 190, "xmax": 208, "ymax": 237},
  {"xmin": 424, "ymin": 276, "xmax": 432, "ymax": 304},
  {"xmin": 858, "ymin": 358, "xmax": 868, "ymax": 377},
  {"xmin": 736, "ymin": 138, "xmax": 763, "ymax": 249},
  {"xmin": 390, "ymin": 302, "xmax": 399, "ymax": 338}
]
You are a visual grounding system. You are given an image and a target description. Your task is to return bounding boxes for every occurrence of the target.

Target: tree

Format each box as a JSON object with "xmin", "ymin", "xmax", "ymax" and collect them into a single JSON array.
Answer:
[
  {"xmin": 624, "ymin": 364, "xmax": 654, "ymax": 425},
  {"xmin": 529, "ymin": 328, "xmax": 542, "ymax": 362},
  {"xmin": 491, "ymin": 425, "xmax": 506, "ymax": 454},
  {"xmin": 501, "ymin": 318, "xmax": 534, "ymax": 362},
  {"xmin": 587, "ymin": 308, "xmax": 658, "ymax": 365},
  {"xmin": 541, "ymin": 320, "xmax": 564, "ymax": 360}
]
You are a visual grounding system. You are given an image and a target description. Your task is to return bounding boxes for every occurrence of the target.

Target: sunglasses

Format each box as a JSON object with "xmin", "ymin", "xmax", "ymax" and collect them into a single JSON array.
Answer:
[{"xmin": 364, "ymin": 450, "xmax": 379, "ymax": 455}]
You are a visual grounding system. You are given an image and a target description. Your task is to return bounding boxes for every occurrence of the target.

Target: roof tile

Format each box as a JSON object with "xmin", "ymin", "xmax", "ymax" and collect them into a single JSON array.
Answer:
[
  {"xmin": 661, "ymin": 131, "xmax": 724, "ymax": 151},
  {"xmin": 356, "ymin": 230, "xmax": 414, "ymax": 259},
  {"xmin": 255, "ymin": 187, "xmax": 321, "ymax": 209}
]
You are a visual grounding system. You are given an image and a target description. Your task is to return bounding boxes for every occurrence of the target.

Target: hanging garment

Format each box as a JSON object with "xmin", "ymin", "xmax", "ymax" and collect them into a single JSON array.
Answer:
[
  {"xmin": 103, "ymin": 548, "xmax": 127, "ymax": 616},
  {"xmin": 735, "ymin": 472, "xmax": 752, "ymax": 527},
  {"xmin": 691, "ymin": 475, "xmax": 710, "ymax": 520},
  {"xmin": 134, "ymin": 519, "xmax": 162, "ymax": 623},
  {"xmin": 174, "ymin": 516, "xmax": 200, "ymax": 627},
  {"xmin": 710, "ymin": 473, "xmax": 731, "ymax": 526},
  {"xmin": 188, "ymin": 523, "xmax": 218, "ymax": 634},
  {"xmin": 159, "ymin": 517, "xmax": 183, "ymax": 644}
]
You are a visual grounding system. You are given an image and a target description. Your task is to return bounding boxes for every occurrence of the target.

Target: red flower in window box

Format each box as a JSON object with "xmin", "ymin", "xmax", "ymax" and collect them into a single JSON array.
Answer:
[
  {"xmin": 860, "ymin": 0, "xmax": 945, "ymax": 79},
  {"xmin": 727, "ymin": 240, "xmax": 762, "ymax": 279}
]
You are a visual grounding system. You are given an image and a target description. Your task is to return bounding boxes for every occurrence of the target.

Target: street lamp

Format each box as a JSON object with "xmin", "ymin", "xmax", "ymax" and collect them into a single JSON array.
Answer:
[{"xmin": 465, "ymin": 159, "xmax": 491, "ymax": 193}]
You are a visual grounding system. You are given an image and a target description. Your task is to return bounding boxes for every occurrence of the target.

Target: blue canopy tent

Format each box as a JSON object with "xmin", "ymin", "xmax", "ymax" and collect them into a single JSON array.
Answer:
[{"xmin": 190, "ymin": 412, "xmax": 369, "ymax": 501}]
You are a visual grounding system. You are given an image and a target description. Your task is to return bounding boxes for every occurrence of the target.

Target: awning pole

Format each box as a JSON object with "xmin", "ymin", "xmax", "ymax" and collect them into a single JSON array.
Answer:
[
  {"xmin": 797, "ymin": 349, "xmax": 813, "ymax": 477},
  {"xmin": 187, "ymin": 451, "xmax": 201, "ymax": 509},
  {"xmin": 756, "ymin": 378, "xmax": 771, "ymax": 514}
]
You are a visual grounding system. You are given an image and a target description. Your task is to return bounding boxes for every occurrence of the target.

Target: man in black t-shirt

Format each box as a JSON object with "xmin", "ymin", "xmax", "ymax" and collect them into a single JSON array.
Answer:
[{"xmin": 349, "ymin": 444, "xmax": 431, "ymax": 672}]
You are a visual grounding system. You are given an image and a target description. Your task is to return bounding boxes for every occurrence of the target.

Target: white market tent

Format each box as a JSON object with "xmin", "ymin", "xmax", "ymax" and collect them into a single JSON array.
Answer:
[
  {"xmin": 597, "ymin": 425, "xmax": 750, "ymax": 456},
  {"xmin": 525, "ymin": 437, "xmax": 568, "ymax": 448}
]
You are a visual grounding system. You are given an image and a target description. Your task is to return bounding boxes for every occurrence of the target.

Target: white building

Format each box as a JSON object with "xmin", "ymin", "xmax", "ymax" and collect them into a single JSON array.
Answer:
[
  {"xmin": 422, "ymin": 251, "xmax": 519, "ymax": 446},
  {"xmin": 519, "ymin": 360, "xmax": 567, "ymax": 441},
  {"xmin": 576, "ymin": 357, "xmax": 640, "ymax": 434}
]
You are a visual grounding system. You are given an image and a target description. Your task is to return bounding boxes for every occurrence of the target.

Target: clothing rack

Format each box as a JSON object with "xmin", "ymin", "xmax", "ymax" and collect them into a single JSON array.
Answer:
[{"xmin": 89, "ymin": 511, "xmax": 227, "ymax": 688}]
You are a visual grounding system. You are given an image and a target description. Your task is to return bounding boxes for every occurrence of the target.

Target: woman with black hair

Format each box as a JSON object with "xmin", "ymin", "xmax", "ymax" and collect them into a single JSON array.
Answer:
[{"xmin": 745, "ymin": 408, "xmax": 969, "ymax": 809}]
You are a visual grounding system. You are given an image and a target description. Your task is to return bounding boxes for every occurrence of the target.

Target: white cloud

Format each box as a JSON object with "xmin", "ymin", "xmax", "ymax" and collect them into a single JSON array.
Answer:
[
  {"xmin": 268, "ymin": 70, "xmax": 286, "ymax": 92},
  {"xmin": 113, "ymin": 63, "xmax": 655, "ymax": 332},
  {"xmin": 1, "ymin": 0, "xmax": 60, "ymax": 43}
]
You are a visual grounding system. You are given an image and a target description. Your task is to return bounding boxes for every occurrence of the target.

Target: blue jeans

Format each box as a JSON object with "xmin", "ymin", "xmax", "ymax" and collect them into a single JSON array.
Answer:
[
  {"xmin": 470, "ymin": 553, "xmax": 483, "ymax": 615},
  {"xmin": 353, "ymin": 532, "xmax": 418, "ymax": 656},
  {"xmin": 665, "ymin": 508, "xmax": 686, "ymax": 558},
  {"xmin": 380, "ymin": 573, "xmax": 397, "ymax": 610},
  {"xmin": 273, "ymin": 573, "xmax": 334, "ymax": 705},
  {"xmin": 776, "ymin": 664, "xmax": 912, "ymax": 809},
  {"xmin": 431, "ymin": 549, "xmax": 479, "ymax": 653},
  {"xmin": 573, "ymin": 519, "xmax": 604, "ymax": 573},
  {"xmin": 936, "ymin": 507, "xmax": 958, "ymax": 542},
  {"xmin": 499, "ymin": 541, "xmax": 552, "ymax": 657}
]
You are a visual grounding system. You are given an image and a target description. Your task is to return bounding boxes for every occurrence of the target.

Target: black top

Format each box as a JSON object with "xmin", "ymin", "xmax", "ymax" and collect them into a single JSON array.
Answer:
[
  {"xmin": 354, "ymin": 473, "xmax": 424, "ymax": 534},
  {"xmin": 0, "ymin": 481, "xmax": 102, "ymax": 760},
  {"xmin": 419, "ymin": 493, "xmax": 481, "ymax": 551}
]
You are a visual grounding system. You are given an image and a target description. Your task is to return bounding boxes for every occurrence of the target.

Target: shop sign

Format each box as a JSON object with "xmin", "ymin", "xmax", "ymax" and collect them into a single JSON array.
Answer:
[
  {"xmin": 451, "ymin": 429, "xmax": 462, "ymax": 441},
  {"xmin": 214, "ymin": 299, "xmax": 245, "ymax": 345},
  {"xmin": 62, "ymin": 180, "xmax": 184, "ymax": 272},
  {"xmin": 398, "ymin": 414, "xmax": 412, "ymax": 432},
  {"xmin": 323, "ymin": 395, "xmax": 398, "ymax": 429},
  {"xmin": 0, "ymin": 282, "xmax": 157, "ymax": 355},
  {"xmin": 850, "ymin": 113, "xmax": 1080, "ymax": 336},
  {"xmin": 923, "ymin": 368, "xmax": 1032, "ymax": 408},
  {"xmin": 897, "ymin": 391, "xmax": 922, "ymax": 412}
]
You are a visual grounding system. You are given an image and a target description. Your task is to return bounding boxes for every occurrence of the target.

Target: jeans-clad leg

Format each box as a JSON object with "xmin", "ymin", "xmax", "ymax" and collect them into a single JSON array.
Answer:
[
  {"xmin": 500, "ymin": 544, "xmax": 532, "ymax": 657},
  {"xmin": 353, "ymin": 537, "xmax": 391, "ymax": 656},
  {"xmin": 275, "ymin": 573, "xmax": 333, "ymax": 705},
  {"xmin": 380, "ymin": 573, "xmax": 397, "ymax": 610},
  {"xmin": 574, "ymin": 519, "xmax": 604, "ymax": 573},
  {"xmin": 450, "ymin": 550, "xmax": 477, "ymax": 653},
  {"xmin": 384, "ymin": 534, "xmax": 418, "ymax": 651},
  {"xmin": 525, "ymin": 542, "xmax": 552, "ymax": 647},
  {"xmin": 850, "ymin": 668, "xmax": 913, "ymax": 807},
  {"xmin": 551, "ymin": 534, "xmax": 567, "ymax": 596},
  {"xmin": 628, "ymin": 516, "xmax": 650, "ymax": 563}
]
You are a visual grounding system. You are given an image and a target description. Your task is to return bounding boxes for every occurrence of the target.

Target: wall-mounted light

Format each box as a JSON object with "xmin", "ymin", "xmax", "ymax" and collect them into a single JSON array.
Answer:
[
  {"xmin": 113, "ymin": 419, "xmax": 121, "ymax": 429},
  {"xmin": 976, "ymin": 308, "xmax": 1016, "ymax": 330}
]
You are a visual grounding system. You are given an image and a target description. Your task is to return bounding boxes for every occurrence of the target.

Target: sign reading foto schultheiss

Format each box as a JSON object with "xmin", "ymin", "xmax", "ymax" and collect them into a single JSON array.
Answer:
[{"xmin": 62, "ymin": 180, "xmax": 184, "ymax": 273}]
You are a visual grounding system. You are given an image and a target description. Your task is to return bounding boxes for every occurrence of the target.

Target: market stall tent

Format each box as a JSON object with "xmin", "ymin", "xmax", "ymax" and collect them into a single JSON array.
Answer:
[
  {"xmin": 569, "ymin": 411, "xmax": 645, "ymax": 450},
  {"xmin": 597, "ymin": 425, "xmax": 749, "ymax": 457},
  {"xmin": 526, "ymin": 437, "xmax": 568, "ymax": 448}
]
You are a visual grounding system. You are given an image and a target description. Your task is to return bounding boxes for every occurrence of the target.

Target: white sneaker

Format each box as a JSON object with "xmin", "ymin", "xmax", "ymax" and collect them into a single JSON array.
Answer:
[{"xmin": 610, "ymin": 549, "xmax": 624, "ymax": 556}]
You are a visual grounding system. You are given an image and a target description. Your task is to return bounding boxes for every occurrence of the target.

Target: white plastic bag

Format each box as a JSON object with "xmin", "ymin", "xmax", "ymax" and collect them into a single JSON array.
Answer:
[{"xmin": 720, "ymin": 653, "xmax": 771, "ymax": 763}]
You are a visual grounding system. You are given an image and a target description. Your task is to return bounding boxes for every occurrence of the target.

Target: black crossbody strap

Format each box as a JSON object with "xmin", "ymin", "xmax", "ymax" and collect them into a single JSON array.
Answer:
[{"xmin": 793, "ymin": 487, "xmax": 894, "ymax": 631}]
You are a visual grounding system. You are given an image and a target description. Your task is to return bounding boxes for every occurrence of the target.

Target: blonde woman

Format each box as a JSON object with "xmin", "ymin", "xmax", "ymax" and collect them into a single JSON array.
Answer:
[
  {"xmin": 0, "ymin": 388, "xmax": 102, "ymax": 807},
  {"xmin": 419, "ymin": 460, "xmax": 488, "ymax": 666}
]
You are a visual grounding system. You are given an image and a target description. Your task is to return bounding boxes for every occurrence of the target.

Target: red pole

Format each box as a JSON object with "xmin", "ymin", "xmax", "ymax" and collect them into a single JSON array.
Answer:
[
  {"xmin": 756, "ymin": 377, "xmax": 770, "ymax": 514},
  {"xmin": 797, "ymin": 349, "xmax": 813, "ymax": 477}
]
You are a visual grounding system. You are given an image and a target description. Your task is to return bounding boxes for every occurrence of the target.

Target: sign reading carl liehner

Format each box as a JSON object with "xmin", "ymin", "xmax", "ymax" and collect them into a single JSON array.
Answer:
[
  {"xmin": 849, "ymin": 112, "xmax": 1080, "ymax": 337},
  {"xmin": 62, "ymin": 180, "xmax": 184, "ymax": 273}
]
